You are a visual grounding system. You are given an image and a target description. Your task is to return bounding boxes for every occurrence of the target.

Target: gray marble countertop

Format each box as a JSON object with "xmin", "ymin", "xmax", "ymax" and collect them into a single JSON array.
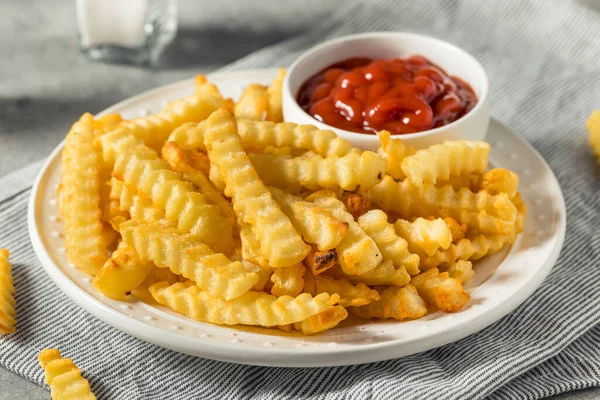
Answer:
[{"xmin": 1, "ymin": 0, "xmax": 598, "ymax": 398}]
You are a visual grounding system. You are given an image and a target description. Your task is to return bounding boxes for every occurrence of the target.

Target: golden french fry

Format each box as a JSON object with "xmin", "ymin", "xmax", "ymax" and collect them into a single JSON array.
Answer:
[
  {"xmin": 444, "ymin": 260, "xmax": 474, "ymax": 284},
  {"xmin": 357, "ymin": 210, "xmax": 420, "ymax": 276},
  {"xmin": 168, "ymin": 119, "xmax": 354, "ymax": 157},
  {"xmin": 110, "ymin": 178, "xmax": 164, "ymax": 224},
  {"xmin": 303, "ymin": 246, "xmax": 338, "ymax": 276},
  {"xmin": 61, "ymin": 114, "xmax": 107, "ymax": 275},
  {"xmin": 93, "ymin": 113, "xmax": 123, "ymax": 136},
  {"xmin": 238, "ymin": 221, "xmax": 269, "ymax": 268},
  {"xmin": 204, "ymin": 109, "xmax": 310, "ymax": 267},
  {"xmin": 266, "ymin": 69, "xmax": 285, "ymax": 122},
  {"xmin": 38, "ymin": 349, "xmax": 96, "ymax": 400},
  {"xmin": 480, "ymin": 168, "xmax": 519, "ymax": 199},
  {"xmin": 241, "ymin": 261, "xmax": 273, "ymax": 292},
  {"xmin": 209, "ymin": 163, "xmax": 227, "ymax": 193},
  {"xmin": 293, "ymin": 305, "xmax": 347, "ymax": 334},
  {"xmin": 121, "ymin": 221, "xmax": 258, "ymax": 300},
  {"xmin": 270, "ymin": 264, "xmax": 305, "ymax": 297},
  {"xmin": 92, "ymin": 242, "xmax": 154, "ymax": 300},
  {"xmin": 377, "ymin": 130, "xmax": 416, "ymax": 180},
  {"xmin": 513, "ymin": 192, "xmax": 527, "ymax": 234},
  {"xmin": 114, "ymin": 150, "xmax": 234, "ymax": 254},
  {"xmin": 443, "ymin": 217, "xmax": 467, "ymax": 242},
  {"xmin": 100, "ymin": 223, "xmax": 119, "ymax": 249},
  {"xmin": 161, "ymin": 141, "xmax": 235, "ymax": 223},
  {"xmin": 350, "ymin": 285, "xmax": 427, "ymax": 321},
  {"xmin": 96, "ymin": 127, "xmax": 148, "ymax": 169},
  {"xmin": 395, "ymin": 218, "xmax": 452, "ymax": 257},
  {"xmin": 332, "ymin": 260, "xmax": 411, "ymax": 287},
  {"xmin": 150, "ymin": 281, "xmax": 339, "ymax": 326},
  {"xmin": 341, "ymin": 192, "xmax": 370, "ymax": 220},
  {"xmin": 162, "ymin": 140, "xmax": 210, "ymax": 176},
  {"xmin": 0, "ymin": 249, "xmax": 16, "ymax": 334},
  {"xmin": 401, "ymin": 141, "xmax": 490, "ymax": 187},
  {"xmin": 435, "ymin": 174, "xmax": 482, "ymax": 191},
  {"xmin": 249, "ymin": 151, "xmax": 385, "ymax": 192},
  {"xmin": 131, "ymin": 266, "xmax": 182, "ymax": 302},
  {"xmin": 308, "ymin": 192, "xmax": 381, "ymax": 275},
  {"xmin": 411, "ymin": 268, "xmax": 470, "ymax": 313},
  {"xmin": 587, "ymin": 110, "xmax": 600, "ymax": 160},
  {"xmin": 304, "ymin": 272, "xmax": 380, "ymax": 307},
  {"xmin": 370, "ymin": 176, "xmax": 517, "ymax": 235},
  {"xmin": 234, "ymin": 84, "xmax": 269, "ymax": 121},
  {"xmin": 269, "ymin": 187, "xmax": 349, "ymax": 251}
]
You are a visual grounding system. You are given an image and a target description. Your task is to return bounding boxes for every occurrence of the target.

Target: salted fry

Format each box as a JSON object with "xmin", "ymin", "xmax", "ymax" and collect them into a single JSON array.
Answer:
[
  {"xmin": 204, "ymin": 109, "xmax": 310, "ymax": 267},
  {"xmin": 234, "ymin": 84, "xmax": 269, "ymax": 121},
  {"xmin": 401, "ymin": 141, "xmax": 490, "ymax": 187},
  {"xmin": 370, "ymin": 176, "xmax": 517, "ymax": 235},
  {"xmin": 588, "ymin": 110, "xmax": 600, "ymax": 160},
  {"xmin": 249, "ymin": 151, "xmax": 385, "ymax": 192},
  {"xmin": 395, "ymin": 218, "xmax": 452, "ymax": 257},
  {"xmin": 304, "ymin": 272, "xmax": 380, "ymax": 307},
  {"xmin": 270, "ymin": 264, "xmax": 305, "ymax": 297},
  {"xmin": 38, "ymin": 349, "xmax": 96, "ymax": 400},
  {"xmin": 150, "ymin": 281, "xmax": 339, "ymax": 326},
  {"xmin": 61, "ymin": 114, "xmax": 107, "ymax": 275},
  {"xmin": 266, "ymin": 69, "xmax": 285, "ymax": 122},
  {"xmin": 168, "ymin": 119, "xmax": 354, "ymax": 157},
  {"xmin": 480, "ymin": 168, "xmax": 519, "ymax": 199},
  {"xmin": 350, "ymin": 285, "xmax": 427, "ymax": 321},
  {"xmin": 121, "ymin": 221, "xmax": 258, "ymax": 300},
  {"xmin": 444, "ymin": 260, "xmax": 474, "ymax": 284},
  {"xmin": 357, "ymin": 210, "xmax": 420, "ymax": 275},
  {"xmin": 308, "ymin": 192, "xmax": 381, "ymax": 275},
  {"xmin": 270, "ymin": 187, "xmax": 349, "ymax": 250},
  {"xmin": 332, "ymin": 260, "xmax": 411, "ymax": 287},
  {"xmin": 411, "ymin": 268, "xmax": 470, "ymax": 312},
  {"xmin": 303, "ymin": 247, "xmax": 338, "ymax": 276},
  {"xmin": 114, "ymin": 149, "xmax": 234, "ymax": 254},
  {"xmin": 341, "ymin": 192, "xmax": 370, "ymax": 219},
  {"xmin": 377, "ymin": 130, "xmax": 416, "ymax": 180},
  {"xmin": 293, "ymin": 305, "xmax": 347, "ymax": 334},
  {"xmin": 92, "ymin": 242, "xmax": 154, "ymax": 300},
  {"xmin": 0, "ymin": 249, "xmax": 16, "ymax": 334}
]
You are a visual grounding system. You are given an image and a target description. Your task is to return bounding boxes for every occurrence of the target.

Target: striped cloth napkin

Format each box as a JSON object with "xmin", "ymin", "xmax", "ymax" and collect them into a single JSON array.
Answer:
[{"xmin": 1, "ymin": 0, "xmax": 599, "ymax": 399}]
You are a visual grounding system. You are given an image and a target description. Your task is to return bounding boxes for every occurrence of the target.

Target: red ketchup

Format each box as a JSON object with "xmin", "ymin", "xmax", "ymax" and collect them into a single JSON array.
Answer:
[{"xmin": 296, "ymin": 56, "xmax": 478, "ymax": 135}]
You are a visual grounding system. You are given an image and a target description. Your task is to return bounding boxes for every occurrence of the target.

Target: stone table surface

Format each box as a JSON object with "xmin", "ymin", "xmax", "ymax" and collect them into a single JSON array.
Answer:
[{"xmin": 0, "ymin": 0, "xmax": 598, "ymax": 399}]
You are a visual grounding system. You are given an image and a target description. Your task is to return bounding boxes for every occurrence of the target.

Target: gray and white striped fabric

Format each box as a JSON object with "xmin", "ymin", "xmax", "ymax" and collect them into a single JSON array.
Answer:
[{"xmin": 1, "ymin": 0, "xmax": 599, "ymax": 399}]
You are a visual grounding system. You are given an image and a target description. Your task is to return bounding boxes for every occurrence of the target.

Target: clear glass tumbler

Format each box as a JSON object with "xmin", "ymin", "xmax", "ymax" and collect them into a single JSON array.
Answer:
[{"xmin": 76, "ymin": 0, "xmax": 177, "ymax": 66}]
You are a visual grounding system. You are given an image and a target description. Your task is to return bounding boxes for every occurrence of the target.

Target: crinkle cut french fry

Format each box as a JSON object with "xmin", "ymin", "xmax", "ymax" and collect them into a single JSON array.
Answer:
[
  {"xmin": 443, "ymin": 260, "xmax": 474, "ymax": 284},
  {"xmin": 377, "ymin": 130, "xmax": 416, "ymax": 180},
  {"xmin": 401, "ymin": 140, "xmax": 490, "ymax": 187},
  {"xmin": 238, "ymin": 221, "xmax": 270, "ymax": 268},
  {"xmin": 419, "ymin": 233, "xmax": 514, "ymax": 270},
  {"xmin": 150, "ymin": 281, "xmax": 339, "ymax": 326},
  {"xmin": 308, "ymin": 193, "xmax": 381, "ymax": 275},
  {"xmin": 161, "ymin": 141, "xmax": 235, "ymax": 223},
  {"xmin": 357, "ymin": 210, "xmax": 420, "ymax": 276},
  {"xmin": 341, "ymin": 192, "xmax": 371, "ymax": 220},
  {"xmin": 242, "ymin": 261, "xmax": 273, "ymax": 292},
  {"xmin": 588, "ymin": 110, "xmax": 600, "ymax": 160},
  {"xmin": 92, "ymin": 241, "xmax": 154, "ymax": 300},
  {"xmin": 436, "ymin": 174, "xmax": 482, "ymax": 191},
  {"xmin": 394, "ymin": 218, "xmax": 452, "ymax": 257},
  {"xmin": 303, "ymin": 272, "xmax": 380, "ymax": 307},
  {"xmin": 369, "ymin": 176, "xmax": 517, "ymax": 235},
  {"xmin": 443, "ymin": 217, "xmax": 468, "ymax": 242},
  {"xmin": 121, "ymin": 221, "xmax": 258, "ymax": 300},
  {"xmin": 131, "ymin": 266, "xmax": 182, "ymax": 303},
  {"xmin": 234, "ymin": 84, "xmax": 269, "ymax": 121},
  {"xmin": 270, "ymin": 264, "xmax": 305, "ymax": 297},
  {"xmin": 0, "ymin": 249, "xmax": 16, "ymax": 334},
  {"xmin": 513, "ymin": 192, "xmax": 527, "ymax": 234},
  {"xmin": 38, "ymin": 349, "xmax": 96, "ymax": 400},
  {"xmin": 331, "ymin": 260, "xmax": 411, "ymax": 287},
  {"xmin": 303, "ymin": 246, "xmax": 338, "ymax": 276},
  {"xmin": 110, "ymin": 178, "xmax": 164, "ymax": 223},
  {"xmin": 350, "ymin": 285, "xmax": 427, "ymax": 321},
  {"xmin": 479, "ymin": 168, "xmax": 519, "ymax": 199},
  {"xmin": 114, "ymin": 150, "xmax": 234, "ymax": 254},
  {"xmin": 61, "ymin": 113, "xmax": 107, "ymax": 275},
  {"xmin": 293, "ymin": 305, "xmax": 347, "ymax": 334},
  {"xmin": 204, "ymin": 110, "xmax": 310, "ymax": 267},
  {"xmin": 269, "ymin": 187, "xmax": 349, "ymax": 251},
  {"xmin": 168, "ymin": 119, "xmax": 354, "ymax": 157},
  {"xmin": 266, "ymin": 69, "xmax": 285, "ymax": 123},
  {"xmin": 93, "ymin": 113, "xmax": 123, "ymax": 137},
  {"xmin": 411, "ymin": 268, "xmax": 470, "ymax": 313},
  {"xmin": 96, "ymin": 123, "xmax": 150, "ymax": 168},
  {"xmin": 249, "ymin": 151, "xmax": 385, "ymax": 192}
]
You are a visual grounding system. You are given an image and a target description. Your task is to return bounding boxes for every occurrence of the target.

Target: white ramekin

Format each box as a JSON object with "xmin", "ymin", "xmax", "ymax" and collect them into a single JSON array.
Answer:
[{"xmin": 282, "ymin": 32, "xmax": 490, "ymax": 150}]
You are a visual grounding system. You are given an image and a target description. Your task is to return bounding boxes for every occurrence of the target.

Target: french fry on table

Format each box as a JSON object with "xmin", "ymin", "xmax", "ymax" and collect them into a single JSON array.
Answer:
[
  {"xmin": 38, "ymin": 349, "xmax": 96, "ymax": 400},
  {"xmin": 0, "ymin": 249, "xmax": 16, "ymax": 334}
]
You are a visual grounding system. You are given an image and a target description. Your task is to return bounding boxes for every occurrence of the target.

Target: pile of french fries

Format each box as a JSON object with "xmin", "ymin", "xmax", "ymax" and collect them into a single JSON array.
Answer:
[{"xmin": 55, "ymin": 70, "xmax": 526, "ymax": 335}]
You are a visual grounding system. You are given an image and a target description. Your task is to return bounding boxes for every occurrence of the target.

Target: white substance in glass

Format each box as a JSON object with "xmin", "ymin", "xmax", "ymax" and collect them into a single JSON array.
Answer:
[{"xmin": 76, "ymin": 0, "xmax": 149, "ymax": 47}]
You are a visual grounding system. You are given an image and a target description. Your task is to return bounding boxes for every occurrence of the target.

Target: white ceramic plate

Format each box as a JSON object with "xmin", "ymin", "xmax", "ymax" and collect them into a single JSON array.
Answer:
[{"xmin": 28, "ymin": 69, "xmax": 566, "ymax": 367}]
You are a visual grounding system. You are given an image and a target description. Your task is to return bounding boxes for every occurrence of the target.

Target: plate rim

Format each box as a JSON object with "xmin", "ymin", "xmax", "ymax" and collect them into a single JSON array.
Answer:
[{"xmin": 27, "ymin": 69, "xmax": 567, "ymax": 367}]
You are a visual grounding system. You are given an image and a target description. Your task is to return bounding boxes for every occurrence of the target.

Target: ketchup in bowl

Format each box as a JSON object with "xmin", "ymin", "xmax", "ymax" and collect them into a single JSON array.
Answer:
[{"xmin": 296, "ymin": 56, "xmax": 478, "ymax": 135}]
